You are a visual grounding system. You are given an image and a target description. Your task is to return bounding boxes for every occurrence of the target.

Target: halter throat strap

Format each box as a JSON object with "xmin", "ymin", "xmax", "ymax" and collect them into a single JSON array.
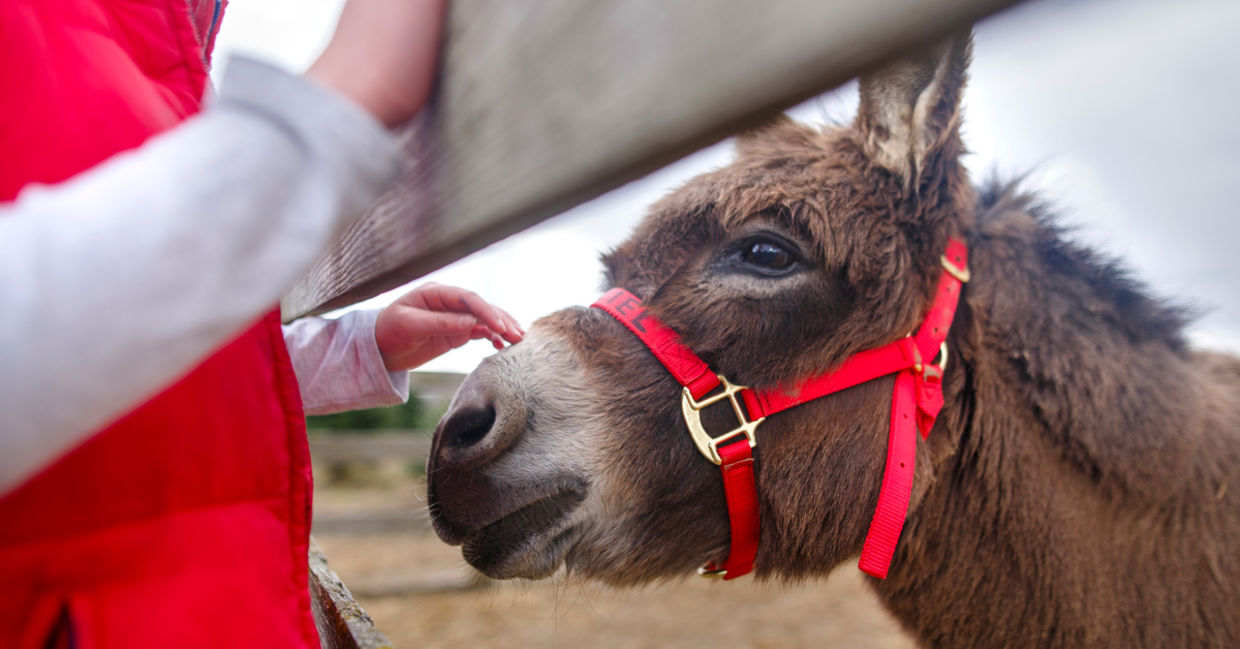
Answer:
[{"xmin": 591, "ymin": 239, "xmax": 969, "ymax": 580}]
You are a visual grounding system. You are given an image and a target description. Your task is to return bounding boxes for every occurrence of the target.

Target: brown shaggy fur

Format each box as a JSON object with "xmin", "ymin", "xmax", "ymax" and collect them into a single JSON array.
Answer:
[{"xmin": 428, "ymin": 33, "xmax": 1240, "ymax": 648}]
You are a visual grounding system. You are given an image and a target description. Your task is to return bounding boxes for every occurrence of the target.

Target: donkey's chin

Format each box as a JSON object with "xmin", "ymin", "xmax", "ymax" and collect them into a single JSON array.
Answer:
[{"xmin": 458, "ymin": 490, "xmax": 585, "ymax": 579}]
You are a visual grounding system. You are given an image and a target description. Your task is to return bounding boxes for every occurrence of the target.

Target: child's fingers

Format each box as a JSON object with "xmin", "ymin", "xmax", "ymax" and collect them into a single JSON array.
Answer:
[
  {"xmin": 397, "ymin": 308, "xmax": 478, "ymax": 341},
  {"xmin": 495, "ymin": 307, "xmax": 525, "ymax": 342},
  {"xmin": 418, "ymin": 283, "xmax": 522, "ymax": 341},
  {"xmin": 477, "ymin": 302, "xmax": 522, "ymax": 342},
  {"xmin": 464, "ymin": 297, "xmax": 512, "ymax": 338},
  {"xmin": 469, "ymin": 326, "xmax": 513, "ymax": 351}
]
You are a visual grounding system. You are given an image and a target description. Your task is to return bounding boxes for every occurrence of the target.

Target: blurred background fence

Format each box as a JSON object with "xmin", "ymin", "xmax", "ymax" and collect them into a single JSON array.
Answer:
[{"xmin": 307, "ymin": 372, "xmax": 487, "ymax": 600}]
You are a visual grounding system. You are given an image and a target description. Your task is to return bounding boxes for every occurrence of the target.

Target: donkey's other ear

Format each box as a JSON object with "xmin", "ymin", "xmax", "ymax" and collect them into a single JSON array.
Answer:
[
  {"xmin": 735, "ymin": 114, "xmax": 819, "ymax": 157},
  {"xmin": 855, "ymin": 31, "xmax": 972, "ymax": 184}
]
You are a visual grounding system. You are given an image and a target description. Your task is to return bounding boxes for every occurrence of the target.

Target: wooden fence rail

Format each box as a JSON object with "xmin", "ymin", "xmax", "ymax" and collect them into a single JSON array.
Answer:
[
  {"xmin": 281, "ymin": 0, "xmax": 1027, "ymax": 319},
  {"xmin": 310, "ymin": 540, "xmax": 393, "ymax": 649},
  {"xmin": 307, "ymin": 431, "xmax": 431, "ymax": 464}
]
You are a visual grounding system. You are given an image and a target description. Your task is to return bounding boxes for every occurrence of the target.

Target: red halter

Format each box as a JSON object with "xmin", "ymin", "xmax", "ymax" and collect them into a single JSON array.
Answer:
[{"xmin": 591, "ymin": 239, "xmax": 969, "ymax": 580}]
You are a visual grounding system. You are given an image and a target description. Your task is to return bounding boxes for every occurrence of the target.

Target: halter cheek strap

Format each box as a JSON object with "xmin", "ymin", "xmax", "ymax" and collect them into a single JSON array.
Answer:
[{"xmin": 592, "ymin": 239, "xmax": 969, "ymax": 580}]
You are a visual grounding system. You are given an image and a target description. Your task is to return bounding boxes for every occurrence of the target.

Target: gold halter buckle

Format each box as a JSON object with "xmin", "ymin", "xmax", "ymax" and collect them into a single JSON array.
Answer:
[
  {"xmin": 696, "ymin": 566, "xmax": 728, "ymax": 578},
  {"xmin": 680, "ymin": 375, "xmax": 765, "ymax": 465}
]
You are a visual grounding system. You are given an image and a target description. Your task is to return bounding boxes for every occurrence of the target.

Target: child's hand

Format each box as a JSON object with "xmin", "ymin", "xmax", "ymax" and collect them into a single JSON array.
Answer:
[{"xmin": 374, "ymin": 283, "xmax": 524, "ymax": 371}]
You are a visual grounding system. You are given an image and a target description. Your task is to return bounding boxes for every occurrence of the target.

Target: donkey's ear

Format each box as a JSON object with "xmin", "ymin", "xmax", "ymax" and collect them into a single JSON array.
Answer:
[
  {"xmin": 736, "ymin": 114, "xmax": 819, "ymax": 156},
  {"xmin": 855, "ymin": 31, "xmax": 972, "ymax": 183}
]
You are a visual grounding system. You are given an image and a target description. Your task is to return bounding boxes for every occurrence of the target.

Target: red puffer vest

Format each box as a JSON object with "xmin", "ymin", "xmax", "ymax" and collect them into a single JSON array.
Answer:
[{"xmin": 0, "ymin": 2, "xmax": 317, "ymax": 648}]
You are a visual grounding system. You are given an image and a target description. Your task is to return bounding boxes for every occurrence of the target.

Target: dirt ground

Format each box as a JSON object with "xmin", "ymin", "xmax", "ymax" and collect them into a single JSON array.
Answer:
[{"xmin": 313, "ymin": 479, "xmax": 917, "ymax": 649}]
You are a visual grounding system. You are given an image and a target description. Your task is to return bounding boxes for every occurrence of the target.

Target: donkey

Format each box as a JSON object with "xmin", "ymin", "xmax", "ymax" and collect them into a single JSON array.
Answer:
[{"xmin": 426, "ymin": 33, "xmax": 1240, "ymax": 648}]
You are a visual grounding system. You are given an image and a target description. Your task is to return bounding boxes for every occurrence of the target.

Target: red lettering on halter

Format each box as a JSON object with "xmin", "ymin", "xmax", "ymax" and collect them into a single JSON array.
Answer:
[
  {"xmin": 614, "ymin": 295, "xmax": 641, "ymax": 316},
  {"xmin": 629, "ymin": 309, "xmax": 653, "ymax": 333},
  {"xmin": 594, "ymin": 288, "xmax": 721, "ymax": 399}
]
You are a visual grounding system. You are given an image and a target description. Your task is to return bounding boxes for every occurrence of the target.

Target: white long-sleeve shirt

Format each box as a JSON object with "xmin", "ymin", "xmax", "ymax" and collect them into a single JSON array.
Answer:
[{"xmin": 1, "ymin": 56, "xmax": 410, "ymax": 495}]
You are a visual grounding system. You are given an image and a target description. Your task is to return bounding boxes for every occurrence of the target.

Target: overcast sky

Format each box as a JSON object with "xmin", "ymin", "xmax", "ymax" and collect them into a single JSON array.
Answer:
[{"xmin": 215, "ymin": 0, "xmax": 1240, "ymax": 374}]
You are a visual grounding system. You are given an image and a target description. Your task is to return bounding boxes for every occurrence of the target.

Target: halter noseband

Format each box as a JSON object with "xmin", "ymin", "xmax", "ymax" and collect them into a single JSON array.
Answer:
[{"xmin": 591, "ymin": 239, "xmax": 969, "ymax": 580}]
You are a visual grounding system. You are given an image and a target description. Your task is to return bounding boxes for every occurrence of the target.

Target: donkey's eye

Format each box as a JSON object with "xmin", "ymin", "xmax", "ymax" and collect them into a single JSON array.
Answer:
[{"xmin": 740, "ymin": 240, "xmax": 796, "ymax": 274}]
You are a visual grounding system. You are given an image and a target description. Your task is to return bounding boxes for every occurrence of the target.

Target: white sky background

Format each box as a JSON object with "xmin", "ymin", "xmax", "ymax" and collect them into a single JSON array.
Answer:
[{"xmin": 214, "ymin": 0, "xmax": 1240, "ymax": 374}]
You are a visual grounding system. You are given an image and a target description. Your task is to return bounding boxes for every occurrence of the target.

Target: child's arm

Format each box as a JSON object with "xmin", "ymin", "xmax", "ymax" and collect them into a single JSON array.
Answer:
[{"xmin": 284, "ymin": 284, "xmax": 523, "ymax": 416}]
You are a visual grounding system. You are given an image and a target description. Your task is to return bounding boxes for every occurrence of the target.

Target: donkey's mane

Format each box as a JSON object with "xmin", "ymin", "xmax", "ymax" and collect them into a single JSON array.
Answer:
[
  {"xmin": 939, "ymin": 173, "xmax": 1240, "ymax": 522},
  {"xmin": 973, "ymin": 177, "xmax": 1190, "ymax": 351}
]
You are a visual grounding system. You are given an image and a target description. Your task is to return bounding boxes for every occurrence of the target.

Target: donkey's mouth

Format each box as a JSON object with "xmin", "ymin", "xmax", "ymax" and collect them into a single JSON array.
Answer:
[{"xmin": 459, "ymin": 489, "xmax": 586, "ymax": 579}]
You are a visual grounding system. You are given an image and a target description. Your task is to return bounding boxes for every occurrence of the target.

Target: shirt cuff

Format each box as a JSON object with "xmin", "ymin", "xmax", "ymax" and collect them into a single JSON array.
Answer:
[
  {"xmin": 354, "ymin": 308, "xmax": 413, "ymax": 407},
  {"xmin": 285, "ymin": 309, "xmax": 410, "ymax": 416}
]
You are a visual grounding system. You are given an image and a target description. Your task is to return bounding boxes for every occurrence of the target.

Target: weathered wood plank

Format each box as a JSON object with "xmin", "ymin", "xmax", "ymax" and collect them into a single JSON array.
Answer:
[
  {"xmin": 309, "ymin": 539, "xmax": 393, "ymax": 649},
  {"xmin": 282, "ymin": 0, "xmax": 1025, "ymax": 318}
]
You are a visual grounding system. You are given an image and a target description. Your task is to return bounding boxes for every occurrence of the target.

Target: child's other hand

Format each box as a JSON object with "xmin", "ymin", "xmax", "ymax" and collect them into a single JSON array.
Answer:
[
  {"xmin": 307, "ymin": 0, "xmax": 445, "ymax": 128},
  {"xmin": 374, "ymin": 283, "xmax": 524, "ymax": 372}
]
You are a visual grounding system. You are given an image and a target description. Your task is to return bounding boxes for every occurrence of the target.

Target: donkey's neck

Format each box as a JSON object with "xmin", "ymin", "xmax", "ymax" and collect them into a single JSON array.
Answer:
[{"xmin": 868, "ymin": 185, "xmax": 1240, "ymax": 649}]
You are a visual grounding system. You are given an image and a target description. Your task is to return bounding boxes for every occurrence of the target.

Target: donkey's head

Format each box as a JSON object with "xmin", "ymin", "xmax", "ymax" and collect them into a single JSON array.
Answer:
[{"xmin": 428, "ymin": 35, "xmax": 977, "ymax": 583}]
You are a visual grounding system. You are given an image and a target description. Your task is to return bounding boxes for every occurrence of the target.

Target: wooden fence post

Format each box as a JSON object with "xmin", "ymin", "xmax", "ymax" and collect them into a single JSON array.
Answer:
[{"xmin": 281, "ymin": 0, "xmax": 1026, "ymax": 319}]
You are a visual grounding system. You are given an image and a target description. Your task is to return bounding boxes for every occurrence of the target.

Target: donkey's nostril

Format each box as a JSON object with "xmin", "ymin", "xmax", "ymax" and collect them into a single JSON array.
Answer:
[
  {"xmin": 441, "ymin": 404, "xmax": 497, "ymax": 449},
  {"xmin": 432, "ymin": 366, "xmax": 525, "ymax": 472}
]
